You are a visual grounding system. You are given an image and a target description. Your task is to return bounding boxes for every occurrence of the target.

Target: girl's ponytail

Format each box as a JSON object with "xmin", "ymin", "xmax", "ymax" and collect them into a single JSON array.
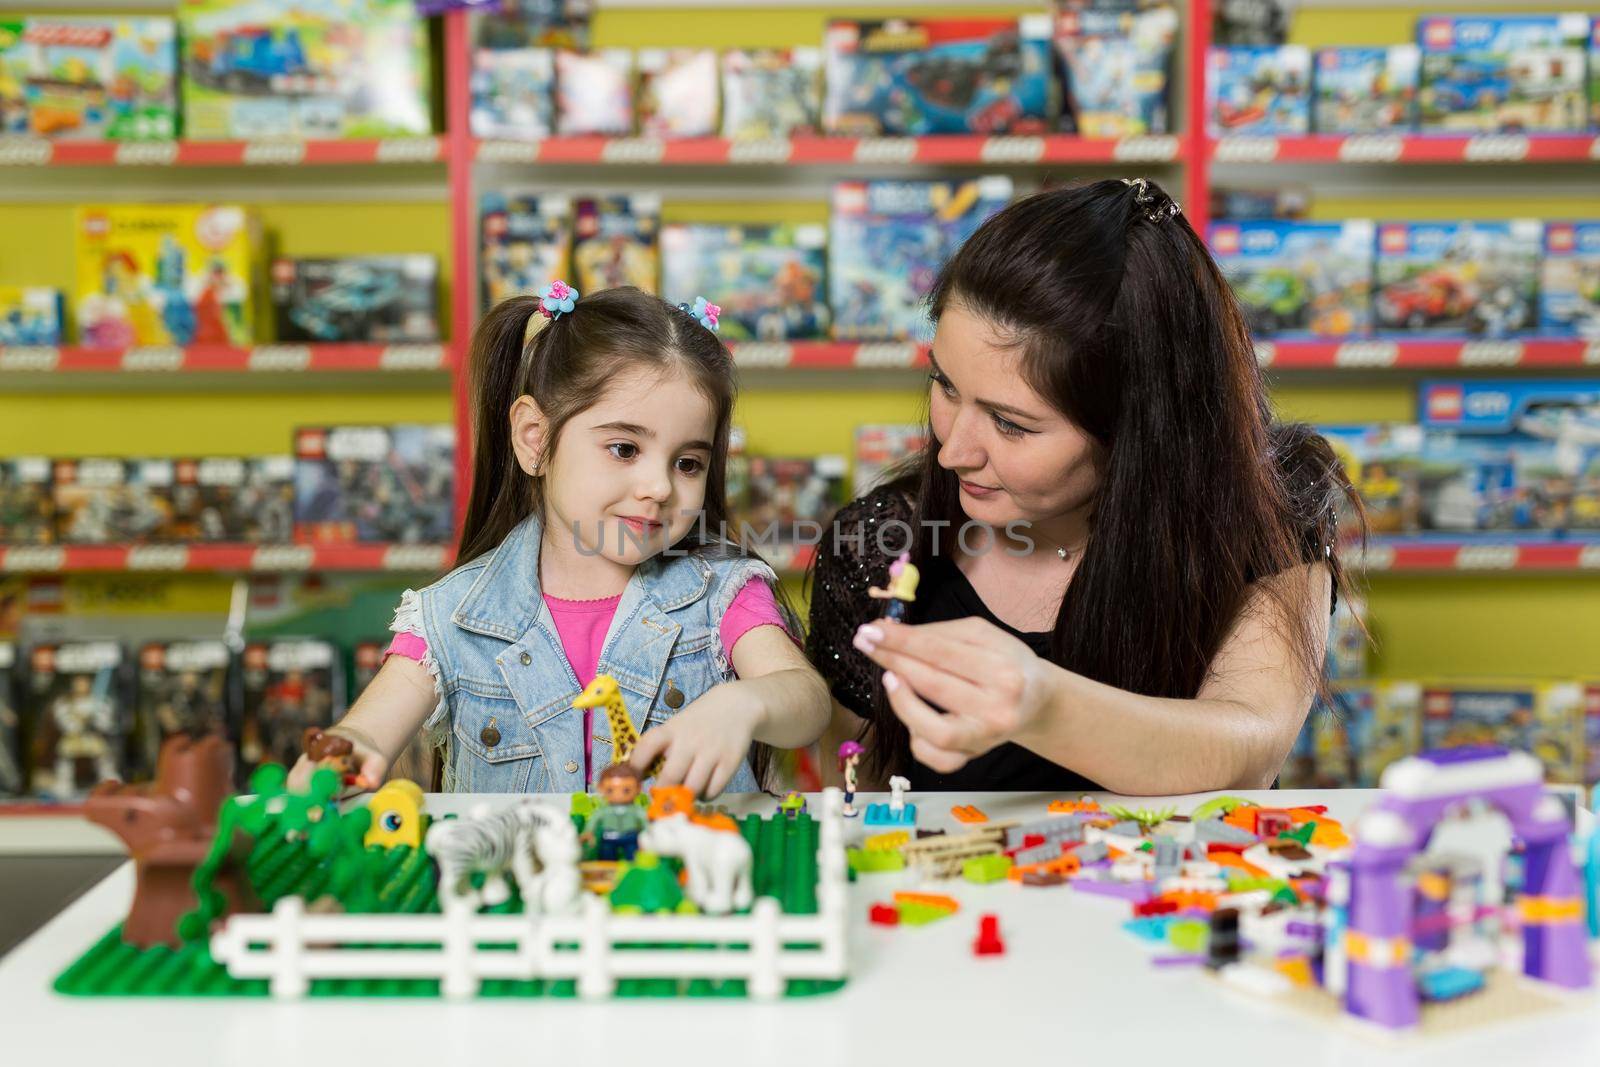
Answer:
[{"xmin": 455, "ymin": 294, "xmax": 543, "ymax": 567}]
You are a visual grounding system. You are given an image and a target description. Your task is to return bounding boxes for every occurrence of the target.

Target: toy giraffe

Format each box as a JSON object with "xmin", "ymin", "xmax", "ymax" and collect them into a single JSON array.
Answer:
[{"xmin": 573, "ymin": 674, "xmax": 665, "ymax": 778}]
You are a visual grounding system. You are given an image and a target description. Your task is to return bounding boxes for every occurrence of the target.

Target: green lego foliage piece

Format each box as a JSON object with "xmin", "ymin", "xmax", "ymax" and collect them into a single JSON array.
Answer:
[
  {"xmin": 1272, "ymin": 886, "xmax": 1301, "ymax": 907},
  {"xmin": 1189, "ymin": 795, "xmax": 1255, "ymax": 820},
  {"xmin": 609, "ymin": 853, "xmax": 688, "ymax": 914},
  {"xmin": 1106, "ymin": 804, "xmax": 1177, "ymax": 830},
  {"xmin": 847, "ymin": 847, "xmax": 905, "ymax": 874},
  {"xmin": 1280, "ymin": 822, "xmax": 1316, "ymax": 846},
  {"xmin": 896, "ymin": 901, "xmax": 955, "ymax": 926},
  {"xmin": 962, "ymin": 853, "xmax": 1013, "ymax": 884},
  {"xmin": 570, "ymin": 793, "xmax": 596, "ymax": 819},
  {"xmin": 1169, "ymin": 919, "xmax": 1209, "ymax": 953}
]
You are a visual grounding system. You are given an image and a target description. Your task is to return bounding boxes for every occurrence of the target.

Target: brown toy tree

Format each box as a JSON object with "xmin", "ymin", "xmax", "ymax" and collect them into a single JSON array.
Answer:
[{"xmin": 84, "ymin": 733, "xmax": 256, "ymax": 948}]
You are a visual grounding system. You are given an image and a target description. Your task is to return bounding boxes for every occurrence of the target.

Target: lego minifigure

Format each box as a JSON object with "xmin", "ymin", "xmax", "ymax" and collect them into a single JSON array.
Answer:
[
  {"xmin": 52, "ymin": 674, "xmax": 118, "ymax": 794},
  {"xmin": 583, "ymin": 764, "xmax": 649, "ymax": 862},
  {"xmin": 867, "ymin": 551, "xmax": 920, "ymax": 622},
  {"xmin": 838, "ymin": 740, "xmax": 863, "ymax": 817}
]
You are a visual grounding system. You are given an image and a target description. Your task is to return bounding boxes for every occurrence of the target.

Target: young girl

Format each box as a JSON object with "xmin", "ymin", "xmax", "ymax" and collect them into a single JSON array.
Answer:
[{"xmin": 297, "ymin": 283, "xmax": 831, "ymax": 798}]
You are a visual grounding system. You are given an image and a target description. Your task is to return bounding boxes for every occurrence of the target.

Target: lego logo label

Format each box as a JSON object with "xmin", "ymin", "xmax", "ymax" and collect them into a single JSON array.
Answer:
[
  {"xmin": 1214, "ymin": 137, "xmax": 1279, "ymax": 164},
  {"xmin": 855, "ymin": 343, "xmax": 919, "ymax": 369},
  {"xmin": 727, "ymin": 139, "xmax": 792, "ymax": 165},
  {"xmin": 1338, "ymin": 135, "xmax": 1403, "ymax": 164},
  {"xmin": 1464, "ymin": 136, "xmax": 1529, "ymax": 163},
  {"xmin": 123, "ymin": 346, "xmax": 184, "ymax": 371},
  {"xmin": 980, "ymin": 137, "xmax": 1044, "ymax": 164},
  {"xmin": 1334, "ymin": 342, "xmax": 1398, "ymax": 368},
  {"xmin": 243, "ymin": 142, "xmax": 307, "ymax": 166},
  {"xmin": 731, "ymin": 343, "xmax": 790, "ymax": 369},
  {"xmin": 1456, "ymin": 545, "xmax": 1517, "ymax": 570},
  {"xmin": 379, "ymin": 345, "xmax": 445, "ymax": 371},
  {"xmin": 478, "ymin": 140, "xmax": 539, "ymax": 165},
  {"xmin": 1, "ymin": 546, "xmax": 64, "ymax": 572},
  {"xmin": 0, "ymin": 346, "xmax": 59, "ymax": 371},
  {"xmin": 1112, "ymin": 136, "xmax": 1178, "ymax": 162},
  {"xmin": 383, "ymin": 545, "xmax": 447, "ymax": 571},
  {"xmin": 600, "ymin": 139, "xmax": 665, "ymax": 165},
  {"xmin": 375, "ymin": 138, "xmax": 440, "ymax": 164},
  {"xmin": 248, "ymin": 345, "xmax": 312, "ymax": 372},
  {"xmin": 1253, "ymin": 342, "xmax": 1275, "ymax": 367},
  {"xmin": 0, "ymin": 138, "xmax": 52, "ymax": 165},
  {"xmin": 854, "ymin": 139, "xmax": 918, "ymax": 165},
  {"xmin": 114, "ymin": 142, "xmax": 178, "ymax": 166},
  {"xmin": 325, "ymin": 426, "xmax": 391, "ymax": 461},
  {"xmin": 1459, "ymin": 341, "xmax": 1522, "ymax": 367},
  {"xmin": 251, "ymin": 545, "xmax": 315, "ymax": 571},
  {"xmin": 127, "ymin": 546, "xmax": 189, "ymax": 570}
]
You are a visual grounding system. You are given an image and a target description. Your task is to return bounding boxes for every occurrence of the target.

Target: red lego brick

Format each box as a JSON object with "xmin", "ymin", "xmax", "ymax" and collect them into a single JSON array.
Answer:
[
  {"xmin": 869, "ymin": 903, "xmax": 900, "ymax": 926},
  {"xmin": 973, "ymin": 914, "xmax": 1004, "ymax": 956}
]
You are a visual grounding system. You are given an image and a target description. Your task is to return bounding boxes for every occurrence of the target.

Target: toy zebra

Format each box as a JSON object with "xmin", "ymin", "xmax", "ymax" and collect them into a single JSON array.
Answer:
[{"xmin": 424, "ymin": 798, "xmax": 581, "ymax": 913}]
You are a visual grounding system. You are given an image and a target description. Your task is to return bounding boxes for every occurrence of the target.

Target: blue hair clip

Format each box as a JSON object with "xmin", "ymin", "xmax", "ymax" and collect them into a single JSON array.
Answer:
[
  {"xmin": 539, "ymin": 279, "xmax": 579, "ymax": 319},
  {"xmin": 680, "ymin": 296, "xmax": 720, "ymax": 332}
]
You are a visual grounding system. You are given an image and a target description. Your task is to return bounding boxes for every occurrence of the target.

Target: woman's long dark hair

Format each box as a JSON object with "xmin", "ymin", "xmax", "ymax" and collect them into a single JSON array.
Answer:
[
  {"xmin": 455, "ymin": 285, "xmax": 792, "ymax": 787},
  {"xmin": 860, "ymin": 178, "xmax": 1360, "ymax": 780}
]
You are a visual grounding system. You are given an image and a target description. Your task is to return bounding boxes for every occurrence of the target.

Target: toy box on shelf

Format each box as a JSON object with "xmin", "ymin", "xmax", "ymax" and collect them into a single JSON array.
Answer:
[
  {"xmin": 740, "ymin": 455, "xmax": 848, "ymax": 545},
  {"xmin": 1311, "ymin": 46, "xmax": 1419, "ymax": 133},
  {"xmin": 270, "ymin": 256, "xmax": 440, "ymax": 343},
  {"xmin": 1422, "ymin": 681, "xmax": 1585, "ymax": 784},
  {"xmin": 0, "ymin": 17, "xmax": 177, "ymax": 140},
  {"xmin": 721, "ymin": 48, "xmax": 821, "ymax": 140},
  {"xmin": 131, "ymin": 640, "xmax": 232, "ymax": 782},
  {"xmin": 823, "ymin": 16, "xmax": 1056, "ymax": 136},
  {"xmin": 1374, "ymin": 221, "xmax": 1540, "ymax": 338},
  {"xmin": 1054, "ymin": 0, "xmax": 1177, "ymax": 138},
  {"xmin": 169, "ymin": 456, "xmax": 293, "ymax": 543},
  {"xmin": 292, "ymin": 425, "xmax": 454, "ymax": 544},
  {"xmin": 470, "ymin": 46, "xmax": 555, "ymax": 138},
  {"xmin": 830, "ymin": 177, "xmax": 1012, "ymax": 342},
  {"xmin": 0, "ymin": 642, "xmax": 20, "ymax": 798},
  {"xmin": 637, "ymin": 48, "xmax": 718, "ymax": 139},
  {"xmin": 1587, "ymin": 681, "xmax": 1600, "ymax": 787},
  {"xmin": 237, "ymin": 637, "xmax": 342, "ymax": 787},
  {"xmin": 177, "ymin": 0, "xmax": 430, "ymax": 140},
  {"xmin": 0, "ymin": 457, "xmax": 55, "ymax": 545},
  {"xmin": 1540, "ymin": 222, "xmax": 1600, "ymax": 340},
  {"xmin": 554, "ymin": 48, "xmax": 633, "ymax": 135},
  {"xmin": 480, "ymin": 192, "xmax": 572, "ymax": 307},
  {"xmin": 74, "ymin": 204, "xmax": 258, "ymax": 349},
  {"xmin": 572, "ymin": 195, "xmax": 659, "ymax": 296},
  {"xmin": 854, "ymin": 424, "xmax": 927, "ymax": 495},
  {"xmin": 1283, "ymin": 679, "xmax": 1420, "ymax": 789},
  {"xmin": 25, "ymin": 640, "xmax": 129, "ymax": 800},
  {"xmin": 52, "ymin": 458, "xmax": 174, "ymax": 545},
  {"xmin": 1209, "ymin": 220, "xmax": 1374, "ymax": 338},
  {"xmin": 1417, "ymin": 13, "xmax": 1591, "ymax": 133},
  {"xmin": 1206, "ymin": 45, "xmax": 1310, "ymax": 136},
  {"xmin": 1327, "ymin": 591, "xmax": 1368, "ymax": 682},
  {"xmin": 1420, "ymin": 380, "xmax": 1600, "ymax": 533},
  {"xmin": 660, "ymin": 224, "xmax": 829, "ymax": 342},
  {"xmin": 0, "ymin": 287, "xmax": 63, "ymax": 345},
  {"xmin": 1318, "ymin": 424, "xmax": 1423, "ymax": 537}
]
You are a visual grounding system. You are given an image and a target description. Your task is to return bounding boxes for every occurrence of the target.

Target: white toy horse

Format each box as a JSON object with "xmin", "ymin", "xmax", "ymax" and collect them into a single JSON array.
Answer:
[
  {"xmin": 638, "ymin": 814, "xmax": 754, "ymax": 915},
  {"xmin": 888, "ymin": 775, "xmax": 910, "ymax": 815}
]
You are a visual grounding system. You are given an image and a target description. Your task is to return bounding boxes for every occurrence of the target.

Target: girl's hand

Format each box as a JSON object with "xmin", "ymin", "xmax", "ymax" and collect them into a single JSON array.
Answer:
[
  {"xmin": 851, "ymin": 617, "xmax": 1059, "ymax": 774},
  {"xmin": 628, "ymin": 688, "xmax": 762, "ymax": 800},
  {"xmin": 286, "ymin": 729, "xmax": 389, "ymax": 797}
]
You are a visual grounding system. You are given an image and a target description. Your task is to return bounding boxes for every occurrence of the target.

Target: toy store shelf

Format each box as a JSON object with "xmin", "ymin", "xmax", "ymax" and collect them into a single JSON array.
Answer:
[
  {"xmin": 1355, "ymin": 538, "xmax": 1600, "ymax": 573},
  {"xmin": 0, "ymin": 137, "xmax": 445, "ymax": 168},
  {"xmin": 729, "ymin": 341, "xmax": 929, "ymax": 371},
  {"xmin": 473, "ymin": 134, "xmax": 1185, "ymax": 168},
  {"xmin": 1256, "ymin": 338, "xmax": 1600, "ymax": 371},
  {"xmin": 0, "ymin": 543, "xmax": 451, "ymax": 575},
  {"xmin": 0, "ymin": 344, "xmax": 452, "ymax": 384},
  {"xmin": 1210, "ymin": 134, "xmax": 1600, "ymax": 166}
]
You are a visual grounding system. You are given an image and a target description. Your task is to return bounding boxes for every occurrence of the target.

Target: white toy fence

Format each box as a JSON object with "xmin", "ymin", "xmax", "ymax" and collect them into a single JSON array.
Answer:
[{"xmin": 210, "ymin": 788, "xmax": 849, "ymax": 1000}]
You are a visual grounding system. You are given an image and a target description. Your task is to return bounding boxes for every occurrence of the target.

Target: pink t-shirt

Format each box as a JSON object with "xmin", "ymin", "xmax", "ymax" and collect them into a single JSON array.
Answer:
[{"xmin": 386, "ymin": 577, "xmax": 789, "ymax": 784}]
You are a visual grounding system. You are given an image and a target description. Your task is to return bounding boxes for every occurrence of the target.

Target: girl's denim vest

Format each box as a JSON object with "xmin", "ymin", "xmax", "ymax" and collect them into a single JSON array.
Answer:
[{"xmin": 395, "ymin": 514, "xmax": 775, "ymax": 794}]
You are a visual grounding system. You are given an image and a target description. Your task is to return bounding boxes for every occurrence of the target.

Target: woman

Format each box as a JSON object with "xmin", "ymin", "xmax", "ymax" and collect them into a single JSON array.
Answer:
[{"xmin": 806, "ymin": 178, "xmax": 1359, "ymax": 796}]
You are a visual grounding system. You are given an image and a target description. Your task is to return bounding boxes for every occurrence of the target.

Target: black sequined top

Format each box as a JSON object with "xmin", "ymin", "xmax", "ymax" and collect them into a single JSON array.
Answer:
[{"xmin": 805, "ymin": 482, "xmax": 1337, "ymax": 792}]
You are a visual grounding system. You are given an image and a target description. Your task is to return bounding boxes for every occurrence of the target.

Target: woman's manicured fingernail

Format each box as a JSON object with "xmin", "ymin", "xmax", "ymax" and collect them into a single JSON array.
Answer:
[
  {"xmin": 853, "ymin": 632, "xmax": 878, "ymax": 655},
  {"xmin": 882, "ymin": 671, "xmax": 900, "ymax": 692},
  {"xmin": 857, "ymin": 625, "xmax": 883, "ymax": 642}
]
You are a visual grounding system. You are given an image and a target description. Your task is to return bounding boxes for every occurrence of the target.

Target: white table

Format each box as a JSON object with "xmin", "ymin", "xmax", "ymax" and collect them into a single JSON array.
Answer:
[{"xmin": 2, "ymin": 789, "xmax": 1597, "ymax": 1067}]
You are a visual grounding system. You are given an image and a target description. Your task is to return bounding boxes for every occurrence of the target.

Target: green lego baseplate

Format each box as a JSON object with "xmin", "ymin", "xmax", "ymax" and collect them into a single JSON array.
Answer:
[{"xmin": 56, "ymin": 770, "xmax": 844, "ymax": 1000}]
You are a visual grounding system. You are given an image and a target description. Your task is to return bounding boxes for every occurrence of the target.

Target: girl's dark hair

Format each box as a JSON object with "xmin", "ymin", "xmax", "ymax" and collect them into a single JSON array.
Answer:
[
  {"xmin": 456, "ymin": 286, "xmax": 792, "ymax": 787},
  {"xmin": 862, "ymin": 178, "xmax": 1360, "ymax": 780}
]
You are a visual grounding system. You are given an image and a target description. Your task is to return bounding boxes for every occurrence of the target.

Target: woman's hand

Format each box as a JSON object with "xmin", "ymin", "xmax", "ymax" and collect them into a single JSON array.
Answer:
[
  {"xmin": 628, "ymin": 687, "xmax": 763, "ymax": 799},
  {"xmin": 851, "ymin": 617, "xmax": 1059, "ymax": 773}
]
